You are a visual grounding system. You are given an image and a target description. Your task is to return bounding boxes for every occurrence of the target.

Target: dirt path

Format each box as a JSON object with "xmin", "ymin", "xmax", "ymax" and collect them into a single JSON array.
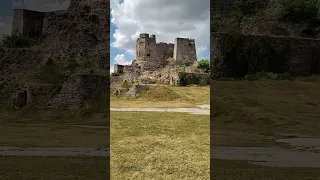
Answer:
[
  {"xmin": 0, "ymin": 147, "xmax": 109, "ymax": 157},
  {"xmin": 212, "ymin": 138, "xmax": 320, "ymax": 168},
  {"xmin": 110, "ymin": 105, "xmax": 210, "ymax": 115}
]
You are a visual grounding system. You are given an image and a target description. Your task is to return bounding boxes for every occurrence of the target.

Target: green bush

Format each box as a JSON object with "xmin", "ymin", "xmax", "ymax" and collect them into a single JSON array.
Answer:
[
  {"xmin": 166, "ymin": 57, "xmax": 176, "ymax": 66},
  {"xmin": 280, "ymin": 0, "xmax": 320, "ymax": 21},
  {"xmin": 184, "ymin": 59, "xmax": 192, "ymax": 67},
  {"xmin": 66, "ymin": 57, "xmax": 80, "ymax": 70},
  {"xmin": 197, "ymin": 59, "xmax": 210, "ymax": 70},
  {"xmin": 121, "ymin": 80, "xmax": 132, "ymax": 90},
  {"xmin": 276, "ymin": 72, "xmax": 294, "ymax": 80},
  {"xmin": 245, "ymin": 74, "xmax": 259, "ymax": 81},
  {"xmin": 1, "ymin": 34, "xmax": 37, "ymax": 48},
  {"xmin": 35, "ymin": 61, "xmax": 65, "ymax": 84},
  {"xmin": 234, "ymin": 0, "xmax": 267, "ymax": 16},
  {"xmin": 179, "ymin": 72, "xmax": 200, "ymax": 86},
  {"xmin": 111, "ymin": 72, "xmax": 120, "ymax": 76}
]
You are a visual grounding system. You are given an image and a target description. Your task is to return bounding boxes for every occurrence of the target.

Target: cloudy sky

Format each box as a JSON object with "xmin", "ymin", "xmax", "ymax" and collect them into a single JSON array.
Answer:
[
  {"xmin": 0, "ymin": 0, "xmax": 69, "ymax": 38},
  {"xmin": 110, "ymin": 0, "xmax": 210, "ymax": 73}
]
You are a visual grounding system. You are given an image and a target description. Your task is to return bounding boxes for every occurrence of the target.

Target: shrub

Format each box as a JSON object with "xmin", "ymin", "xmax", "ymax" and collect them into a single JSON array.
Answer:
[
  {"xmin": 111, "ymin": 72, "xmax": 120, "ymax": 76},
  {"xmin": 179, "ymin": 72, "xmax": 200, "ymax": 86},
  {"xmin": 121, "ymin": 80, "xmax": 132, "ymax": 90},
  {"xmin": 217, "ymin": 77, "xmax": 234, "ymax": 81},
  {"xmin": 245, "ymin": 74, "xmax": 259, "ymax": 81},
  {"xmin": 184, "ymin": 59, "xmax": 192, "ymax": 67},
  {"xmin": 280, "ymin": 0, "xmax": 320, "ymax": 21},
  {"xmin": 276, "ymin": 72, "xmax": 294, "ymax": 80},
  {"xmin": 1, "ymin": 34, "xmax": 37, "ymax": 48},
  {"xmin": 166, "ymin": 57, "xmax": 176, "ymax": 66},
  {"xmin": 35, "ymin": 61, "xmax": 65, "ymax": 84},
  {"xmin": 80, "ymin": 59, "xmax": 94, "ymax": 68},
  {"xmin": 197, "ymin": 59, "xmax": 210, "ymax": 70},
  {"xmin": 234, "ymin": 0, "xmax": 268, "ymax": 16},
  {"xmin": 66, "ymin": 57, "xmax": 80, "ymax": 70}
]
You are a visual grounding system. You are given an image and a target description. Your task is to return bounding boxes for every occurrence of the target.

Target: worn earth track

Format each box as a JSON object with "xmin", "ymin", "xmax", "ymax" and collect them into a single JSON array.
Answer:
[{"xmin": 110, "ymin": 104, "xmax": 210, "ymax": 115}]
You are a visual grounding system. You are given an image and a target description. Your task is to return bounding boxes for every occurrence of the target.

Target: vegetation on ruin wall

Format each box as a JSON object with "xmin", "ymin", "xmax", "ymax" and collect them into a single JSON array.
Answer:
[
  {"xmin": 184, "ymin": 59, "xmax": 193, "ymax": 67},
  {"xmin": 211, "ymin": 0, "xmax": 267, "ymax": 33},
  {"xmin": 280, "ymin": 0, "xmax": 320, "ymax": 21},
  {"xmin": 0, "ymin": 34, "xmax": 37, "ymax": 48},
  {"xmin": 217, "ymin": 32, "xmax": 290, "ymax": 77},
  {"xmin": 197, "ymin": 59, "xmax": 210, "ymax": 71},
  {"xmin": 211, "ymin": 0, "xmax": 320, "ymax": 33},
  {"xmin": 179, "ymin": 72, "xmax": 200, "ymax": 87}
]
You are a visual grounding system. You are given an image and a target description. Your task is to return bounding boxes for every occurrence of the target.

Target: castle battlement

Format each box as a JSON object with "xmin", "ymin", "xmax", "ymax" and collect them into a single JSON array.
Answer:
[
  {"xmin": 12, "ymin": 9, "xmax": 45, "ymax": 38},
  {"xmin": 133, "ymin": 33, "xmax": 197, "ymax": 71},
  {"xmin": 139, "ymin": 33, "xmax": 149, "ymax": 38}
]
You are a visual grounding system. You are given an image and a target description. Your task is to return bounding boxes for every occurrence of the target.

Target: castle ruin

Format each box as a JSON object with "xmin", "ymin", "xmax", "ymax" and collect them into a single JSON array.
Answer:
[
  {"xmin": 12, "ymin": 9, "xmax": 45, "ymax": 37},
  {"xmin": 211, "ymin": 0, "xmax": 320, "ymax": 78},
  {"xmin": 2, "ymin": 0, "xmax": 110, "ymax": 110},
  {"xmin": 115, "ymin": 33, "xmax": 197, "ymax": 73}
]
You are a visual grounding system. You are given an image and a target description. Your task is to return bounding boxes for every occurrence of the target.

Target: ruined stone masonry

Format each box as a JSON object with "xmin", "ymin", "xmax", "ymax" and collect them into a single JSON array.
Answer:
[
  {"xmin": 12, "ymin": 9, "xmax": 45, "ymax": 37},
  {"xmin": 212, "ymin": 33, "xmax": 320, "ymax": 78},
  {"xmin": 210, "ymin": 0, "xmax": 320, "ymax": 78},
  {"xmin": 3, "ymin": 0, "xmax": 110, "ymax": 110},
  {"xmin": 115, "ymin": 33, "xmax": 197, "ymax": 73}
]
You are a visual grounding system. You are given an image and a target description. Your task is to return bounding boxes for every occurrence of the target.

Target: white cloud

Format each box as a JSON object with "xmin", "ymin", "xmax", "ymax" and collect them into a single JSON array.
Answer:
[
  {"xmin": 111, "ymin": 0, "xmax": 210, "ymax": 59},
  {"xmin": 110, "ymin": 66, "xmax": 114, "ymax": 74},
  {"xmin": 114, "ymin": 54, "xmax": 132, "ymax": 65},
  {"xmin": 0, "ymin": 22, "xmax": 12, "ymax": 38}
]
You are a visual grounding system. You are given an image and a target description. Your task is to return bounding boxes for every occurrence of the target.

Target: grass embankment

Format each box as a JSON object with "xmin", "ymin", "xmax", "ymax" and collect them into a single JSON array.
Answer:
[
  {"xmin": 111, "ymin": 85, "xmax": 210, "ymax": 108},
  {"xmin": 211, "ymin": 77, "xmax": 320, "ymax": 147},
  {"xmin": 111, "ymin": 112, "xmax": 209, "ymax": 179}
]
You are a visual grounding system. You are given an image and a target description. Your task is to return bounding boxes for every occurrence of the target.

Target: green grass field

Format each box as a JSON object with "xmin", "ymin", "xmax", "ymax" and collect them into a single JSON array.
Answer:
[
  {"xmin": 211, "ymin": 77, "xmax": 320, "ymax": 179},
  {"xmin": 211, "ymin": 78, "xmax": 320, "ymax": 147},
  {"xmin": 111, "ymin": 112, "xmax": 210, "ymax": 179}
]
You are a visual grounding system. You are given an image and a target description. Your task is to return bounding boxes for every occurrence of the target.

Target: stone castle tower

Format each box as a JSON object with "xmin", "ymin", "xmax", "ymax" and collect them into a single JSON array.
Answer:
[{"xmin": 127, "ymin": 33, "xmax": 197, "ymax": 71}]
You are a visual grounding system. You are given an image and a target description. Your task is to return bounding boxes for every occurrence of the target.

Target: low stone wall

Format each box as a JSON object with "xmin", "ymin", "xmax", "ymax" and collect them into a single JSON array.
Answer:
[{"xmin": 211, "ymin": 32, "xmax": 320, "ymax": 78}]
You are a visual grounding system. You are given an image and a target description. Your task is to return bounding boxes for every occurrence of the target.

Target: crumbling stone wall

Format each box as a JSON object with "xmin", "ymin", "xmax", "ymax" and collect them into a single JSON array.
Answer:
[
  {"xmin": 212, "ymin": 32, "xmax": 320, "ymax": 78},
  {"xmin": 211, "ymin": 0, "xmax": 234, "ymax": 17},
  {"xmin": 132, "ymin": 33, "xmax": 197, "ymax": 71},
  {"xmin": 48, "ymin": 73, "xmax": 109, "ymax": 110},
  {"xmin": 135, "ymin": 33, "xmax": 173, "ymax": 70},
  {"xmin": 173, "ymin": 38, "xmax": 197, "ymax": 66},
  {"xmin": 114, "ymin": 64, "xmax": 124, "ymax": 74},
  {"xmin": 156, "ymin": 42, "xmax": 174, "ymax": 66},
  {"xmin": 2, "ymin": 0, "xmax": 110, "ymax": 110},
  {"xmin": 12, "ymin": 9, "xmax": 45, "ymax": 37}
]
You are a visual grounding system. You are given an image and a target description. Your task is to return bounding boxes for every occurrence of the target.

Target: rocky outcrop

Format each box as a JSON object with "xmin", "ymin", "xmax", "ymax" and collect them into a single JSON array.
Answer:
[{"xmin": 125, "ymin": 85, "xmax": 149, "ymax": 97}]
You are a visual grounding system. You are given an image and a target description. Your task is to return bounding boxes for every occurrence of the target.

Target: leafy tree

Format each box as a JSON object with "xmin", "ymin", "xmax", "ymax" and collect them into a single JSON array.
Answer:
[{"xmin": 197, "ymin": 59, "xmax": 210, "ymax": 70}]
